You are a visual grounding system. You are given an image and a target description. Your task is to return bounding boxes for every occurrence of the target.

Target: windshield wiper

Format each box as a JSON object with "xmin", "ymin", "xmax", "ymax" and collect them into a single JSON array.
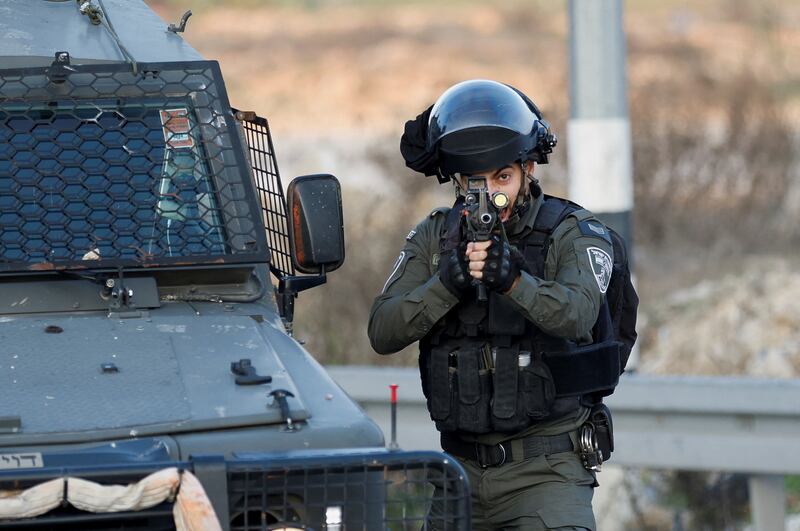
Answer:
[
  {"xmin": 51, "ymin": 268, "xmax": 105, "ymax": 283},
  {"xmin": 0, "ymin": 259, "xmax": 104, "ymax": 282},
  {"xmin": 51, "ymin": 266, "xmax": 137, "ymax": 311}
]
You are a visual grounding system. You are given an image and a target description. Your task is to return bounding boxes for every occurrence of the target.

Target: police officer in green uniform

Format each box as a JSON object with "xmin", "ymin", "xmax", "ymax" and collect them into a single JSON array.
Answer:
[{"xmin": 368, "ymin": 80, "xmax": 619, "ymax": 530}]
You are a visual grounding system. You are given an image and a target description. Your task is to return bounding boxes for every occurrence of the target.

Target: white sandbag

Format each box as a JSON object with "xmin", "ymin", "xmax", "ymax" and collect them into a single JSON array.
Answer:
[
  {"xmin": 67, "ymin": 467, "xmax": 180, "ymax": 513},
  {"xmin": 0, "ymin": 478, "xmax": 64, "ymax": 519},
  {"xmin": 173, "ymin": 470, "xmax": 223, "ymax": 531},
  {"xmin": 0, "ymin": 466, "xmax": 224, "ymax": 529}
]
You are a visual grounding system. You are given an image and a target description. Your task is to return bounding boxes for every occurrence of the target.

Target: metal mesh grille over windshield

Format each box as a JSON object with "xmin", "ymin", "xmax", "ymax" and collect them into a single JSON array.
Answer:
[
  {"xmin": 0, "ymin": 61, "xmax": 267, "ymax": 271},
  {"xmin": 235, "ymin": 112, "xmax": 295, "ymax": 279}
]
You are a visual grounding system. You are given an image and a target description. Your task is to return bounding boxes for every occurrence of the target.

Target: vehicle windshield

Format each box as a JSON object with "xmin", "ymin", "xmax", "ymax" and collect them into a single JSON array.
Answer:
[{"xmin": 0, "ymin": 61, "xmax": 269, "ymax": 273}]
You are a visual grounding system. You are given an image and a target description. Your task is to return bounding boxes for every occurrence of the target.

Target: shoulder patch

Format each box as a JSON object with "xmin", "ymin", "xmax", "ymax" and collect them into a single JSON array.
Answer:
[
  {"xmin": 586, "ymin": 247, "xmax": 613, "ymax": 294},
  {"xmin": 577, "ymin": 219, "xmax": 612, "ymax": 244},
  {"xmin": 430, "ymin": 207, "xmax": 449, "ymax": 218},
  {"xmin": 406, "ymin": 229, "xmax": 417, "ymax": 240}
]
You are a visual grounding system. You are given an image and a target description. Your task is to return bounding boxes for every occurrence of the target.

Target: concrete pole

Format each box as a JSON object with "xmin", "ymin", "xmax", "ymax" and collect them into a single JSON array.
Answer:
[
  {"xmin": 748, "ymin": 475, "xmax": 786, "ymax": 531},
  {"xmin": 568, "ymin": 0, "xmax": 633, "ymax": 242},
  {"xmin": 567, "ymin": 0, "xmax": 637, "ymax": 368}
]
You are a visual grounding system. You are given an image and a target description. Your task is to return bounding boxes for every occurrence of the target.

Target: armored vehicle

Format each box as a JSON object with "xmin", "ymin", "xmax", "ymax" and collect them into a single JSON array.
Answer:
[{"xmin": 0, "ymin": 1, "xmax": 469, "ymax": 529}]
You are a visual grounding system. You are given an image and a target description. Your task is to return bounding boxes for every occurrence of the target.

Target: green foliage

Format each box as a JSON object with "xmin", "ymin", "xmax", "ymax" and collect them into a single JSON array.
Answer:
[
  {"xmin": 384, "ymin": 469, "xmax": 434, "ymax": 530},
  {"xmin": 787, "ymin": 475, "xmax": 800, "ymax": 513},
  {"xmin": 640, "ymin": 471, "xmax": 750, "ymax": 530}
]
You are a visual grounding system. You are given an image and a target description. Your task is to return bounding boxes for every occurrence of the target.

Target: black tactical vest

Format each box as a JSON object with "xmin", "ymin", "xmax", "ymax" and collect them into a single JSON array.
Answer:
[{"xmin": 419, "ymin": 195, "xmax": 622, "ymax": 434}]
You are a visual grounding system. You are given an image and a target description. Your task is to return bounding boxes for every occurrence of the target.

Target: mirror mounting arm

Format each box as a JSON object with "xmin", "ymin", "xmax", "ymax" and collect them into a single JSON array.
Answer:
[
  {"xmin": 276, "ymin": 266, "xmax": 327, "ymax": 336},
  {"xmin": 278, "ymin": 173, "xmax": 344, "ymax": 335}
]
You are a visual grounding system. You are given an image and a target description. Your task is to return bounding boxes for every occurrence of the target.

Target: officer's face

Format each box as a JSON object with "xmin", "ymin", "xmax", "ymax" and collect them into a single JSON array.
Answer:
[{"xmin": 462, "ymin": 162, "xmax": 530, "ymax": 222}]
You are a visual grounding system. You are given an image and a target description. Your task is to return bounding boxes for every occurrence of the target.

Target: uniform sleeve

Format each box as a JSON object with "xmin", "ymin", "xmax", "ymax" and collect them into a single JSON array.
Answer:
[
  {"xmin": 503, "ymin": 214, "xmax": 614, "ymax": 341},
  {"xmin": 367, "ymin": 217, "xmax": 459, "ymax": 355}
]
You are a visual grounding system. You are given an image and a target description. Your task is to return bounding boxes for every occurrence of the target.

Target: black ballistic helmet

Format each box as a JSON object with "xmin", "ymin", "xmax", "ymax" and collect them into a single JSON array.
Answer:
[{"xmin": 426, "ymin": 80, "xmax": 557, "ymax": 177}]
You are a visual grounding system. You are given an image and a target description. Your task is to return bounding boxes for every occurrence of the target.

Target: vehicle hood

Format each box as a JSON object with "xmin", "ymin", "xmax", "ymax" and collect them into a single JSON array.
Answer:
[{"xmin": 0, "ymin": 309, "xmax": 308, "ymax": 446}]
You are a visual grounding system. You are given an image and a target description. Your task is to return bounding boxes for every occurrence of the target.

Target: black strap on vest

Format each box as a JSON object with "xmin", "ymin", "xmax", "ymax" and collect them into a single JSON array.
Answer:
[
  {"xmin": 523, "ymin": 195, "xmax": 621, "ymax": 398},
  {"xmin": 441, "ymin": 198, "xmax": 465, "ymax": 253},
  {"xmin": 523, "ymin": 195, "xmax": 581, "ymax": 278}
]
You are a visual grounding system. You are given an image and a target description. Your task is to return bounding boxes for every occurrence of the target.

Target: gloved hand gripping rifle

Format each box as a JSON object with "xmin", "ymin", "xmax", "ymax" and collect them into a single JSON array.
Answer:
[{"xmin": 462, "ymin": 176, "xmax": 509, "ymax": 302}]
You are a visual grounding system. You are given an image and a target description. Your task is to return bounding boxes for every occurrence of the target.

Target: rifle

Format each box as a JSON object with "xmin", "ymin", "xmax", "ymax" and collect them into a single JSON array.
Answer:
[{"xmin": 462, "ymin": 176, "xmax": 509, "ymax": 302}]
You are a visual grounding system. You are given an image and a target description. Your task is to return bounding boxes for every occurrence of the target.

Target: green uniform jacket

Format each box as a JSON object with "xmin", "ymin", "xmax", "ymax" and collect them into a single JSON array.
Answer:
[{"xmin": 368, "ymin": 192, "xmax": 614, "ymax": 441}]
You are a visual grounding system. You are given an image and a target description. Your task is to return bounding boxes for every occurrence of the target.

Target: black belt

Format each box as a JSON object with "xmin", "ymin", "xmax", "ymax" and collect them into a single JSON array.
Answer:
[{"xmin": 441, "ymin": 432, "xmax": 574, "ymax": 468}]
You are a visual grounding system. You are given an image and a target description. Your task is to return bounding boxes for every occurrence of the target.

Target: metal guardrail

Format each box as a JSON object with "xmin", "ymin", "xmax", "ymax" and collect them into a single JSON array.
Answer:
[{"xmin": 327, "ymin": 367, "xmax": 800, "ymax": 531}]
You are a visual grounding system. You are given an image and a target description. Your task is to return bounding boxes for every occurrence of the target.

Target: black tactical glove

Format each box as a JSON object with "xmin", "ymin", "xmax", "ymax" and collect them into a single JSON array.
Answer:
[
  {"xmin": 400, "ymin": 104, "xmax": 439, "ymax": 176},
  {"xmin": 438, "ymin": 242, "xmax": 471, "ymax": 297},
  {"xmin": 482, "ymin": 235, "xmax": 525, "ymax": 293}
]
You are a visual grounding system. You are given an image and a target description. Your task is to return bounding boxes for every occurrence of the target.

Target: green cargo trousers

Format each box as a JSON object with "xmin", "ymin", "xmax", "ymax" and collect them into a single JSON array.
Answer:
[{"xmin": 427, "ymin": 433, "xmax": 596, "ymax": 530}]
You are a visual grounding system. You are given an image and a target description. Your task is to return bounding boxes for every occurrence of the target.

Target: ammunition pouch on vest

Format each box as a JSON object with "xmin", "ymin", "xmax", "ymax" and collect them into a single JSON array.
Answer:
[{"xmin": 419, "ymin": 192, "xmax": 622, "ymax": 434}]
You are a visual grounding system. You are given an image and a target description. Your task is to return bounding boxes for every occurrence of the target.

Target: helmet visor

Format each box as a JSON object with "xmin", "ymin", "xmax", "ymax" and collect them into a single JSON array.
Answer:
[{"xmin": 427, "ymin": 79, "xmax": 537, "ymax": 150}]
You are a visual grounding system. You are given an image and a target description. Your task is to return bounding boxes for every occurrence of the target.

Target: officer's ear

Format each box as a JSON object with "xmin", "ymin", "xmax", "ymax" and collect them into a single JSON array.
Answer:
[{"xmin": 524, "ymin": 161, "xmax": 535, "ymax": 177}]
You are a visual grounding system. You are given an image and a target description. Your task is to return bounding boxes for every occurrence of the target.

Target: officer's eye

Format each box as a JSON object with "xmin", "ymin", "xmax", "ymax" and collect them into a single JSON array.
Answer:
[{"xmin": 497, "ymin": 173, "xmax": 512, "ymax": 182}]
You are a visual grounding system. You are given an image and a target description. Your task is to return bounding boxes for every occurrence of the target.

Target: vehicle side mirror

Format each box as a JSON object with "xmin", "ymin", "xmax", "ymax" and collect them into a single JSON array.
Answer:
[{"xmin": 286, "ymin": 174, "xmax": 345, "ymax": 275}]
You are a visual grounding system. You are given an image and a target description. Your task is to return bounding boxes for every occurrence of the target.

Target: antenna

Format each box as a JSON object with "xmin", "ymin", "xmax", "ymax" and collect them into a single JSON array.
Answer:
[{"xmin": 388, "ymin": 384, "xmax": 399, "ymax": 450}]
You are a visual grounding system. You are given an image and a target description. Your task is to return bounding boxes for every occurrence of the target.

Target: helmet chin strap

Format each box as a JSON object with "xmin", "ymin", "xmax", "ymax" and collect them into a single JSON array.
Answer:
[
  {"xmin": 511, "ymin": 162, "xmax": 536, "ymax": 213},
  {"xmin": 451, "ymin": 174, "xmax": 464, "ymax": 199}
]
